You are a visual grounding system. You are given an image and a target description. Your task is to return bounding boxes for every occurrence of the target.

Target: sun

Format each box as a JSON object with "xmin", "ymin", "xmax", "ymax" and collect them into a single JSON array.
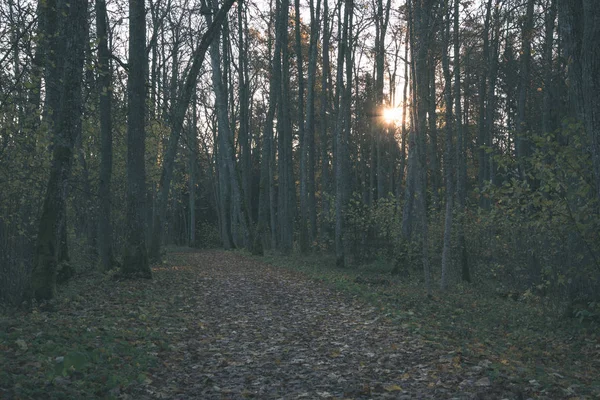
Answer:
[{"xmin": 382, "ymin": 107, "xmax": 403, "ymax": 125}]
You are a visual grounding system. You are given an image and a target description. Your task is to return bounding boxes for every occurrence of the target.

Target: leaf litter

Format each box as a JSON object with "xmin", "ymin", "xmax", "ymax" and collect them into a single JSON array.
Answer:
[{"xmin": 1, "ymin": 249, "xmax": 598, "ymax": 399}]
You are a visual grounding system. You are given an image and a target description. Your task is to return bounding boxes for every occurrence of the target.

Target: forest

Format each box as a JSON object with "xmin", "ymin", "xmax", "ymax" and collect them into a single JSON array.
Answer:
[{"xmin": 1, "ymin": 0, "xmax": 600, "ymax": 397}]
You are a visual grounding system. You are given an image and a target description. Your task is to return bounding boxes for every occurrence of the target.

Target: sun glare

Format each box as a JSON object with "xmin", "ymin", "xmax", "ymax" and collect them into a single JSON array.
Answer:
[{"xmin": 382, "ymin": 107, "xmax": 403, "ymax": 125}]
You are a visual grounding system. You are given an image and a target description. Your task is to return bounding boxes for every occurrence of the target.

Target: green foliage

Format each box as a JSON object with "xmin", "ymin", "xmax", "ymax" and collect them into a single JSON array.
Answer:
[
  {"xmin": 345, "ymin": 193, "xmax": 403, "ymax": 264},
  {"xmin": 468, "ymin": 122, "xmax": 600, "ymax": 308},
  {"xmin": 0, "ymin": 271, "xmax": 161, "ymax": 399},
  {"xmin": 258, "ymin": 250, "xmax": 600, "ymax": 397}
]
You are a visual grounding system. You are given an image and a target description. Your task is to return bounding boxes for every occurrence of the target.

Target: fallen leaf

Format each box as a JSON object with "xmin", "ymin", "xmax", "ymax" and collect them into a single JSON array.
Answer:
[
  {"xmin": 384, "ymin": 384, "xmax": 403, "ymax": 392},
  {"xmin": 15, "ymin": 339, "xmax": 28, "ymax": 351},
  {"xmin": 475, "ymin": 377, "xmax": 491, "ymax": 387}
]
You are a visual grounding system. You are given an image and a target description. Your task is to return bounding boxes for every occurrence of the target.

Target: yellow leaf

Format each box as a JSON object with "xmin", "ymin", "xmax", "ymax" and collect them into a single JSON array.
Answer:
[
  {"xmin": 501, "ymin": 359, "xmax": 509, "ymax": 365},
  {"xmin": 384, "ymin": 385, "xmax": 402, "ymax": 392}
]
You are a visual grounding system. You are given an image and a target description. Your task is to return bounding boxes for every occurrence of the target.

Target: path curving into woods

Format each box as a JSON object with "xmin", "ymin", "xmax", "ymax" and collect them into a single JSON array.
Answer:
[{"xmin": 131, "ymin": 251, "xmax": 518, "ymax": 399}]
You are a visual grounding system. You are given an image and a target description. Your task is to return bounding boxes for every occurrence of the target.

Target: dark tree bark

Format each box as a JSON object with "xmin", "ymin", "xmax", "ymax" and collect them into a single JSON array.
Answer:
[
  {"xmin": 96, "ymin": 0, "xmax": 115, "ymax": 272},
  {"xmin": 238, "ymin": 0, "xmax": 252, "ymax": 233},
  {"xmin": 306, "ymin": 0, "xmax": 321, "ymax": 243},
  {"xmin": 335, "ymin": 0, "xmax": 353, "ymax": 267},
  {"xmin": 440, "ymin": 0, "xmax": 453, "ymax": 290},
  {"xmin": 30, "ymin": 0, "xmax": 89, "ymax": 300},
  {"xmin": 320, "ymin": 0, "xmax": 331, "ymax": 244},
  {"xmin": 296, "ymin": 0, "xmax": 309, "ymax": 253},
  {"xmin": 398, "ymin": 27, "xmax": 409, "ymax": 196},
  {"xmin": 477, "ymin": 0, "xmax": 492, "ymax": 203},
  {"xmin": 277, "ymin": 0, "xmax": 294, "ymax": 253},
  {"xmin": 581, "ymin": 0, "xmax": 600, "ymax": 201},
  {"xmin": 428, "ymin": 53, "xmax": 439, "ymax": 209},
  {"xmin": 374, "ymin": 0, "xmax": 392, "ymax": 201},
  {"xmin": 402, "ymin": 0, "xmax": 432, "ymax": 296},
  {"xmin": 515, "ymin": 0, "xmax": 535, "ymax": 179},
  {"xmin": 189, "ymin": 96, "xmax": 197, "ymax": 246},
  {"xmin": 453, "ymin": 0, "xmax": 469, "ymax": 283},
  {"xmin": 122, "ymin": 0, "xmax": 152, "ymax": 278},
  {"xmin": 542, "ymin": 0, "xmax": 557, "ymax": 136},
  {"xmin": 257, "ymin": 0, "xmax": 280, "ymax": 251}
]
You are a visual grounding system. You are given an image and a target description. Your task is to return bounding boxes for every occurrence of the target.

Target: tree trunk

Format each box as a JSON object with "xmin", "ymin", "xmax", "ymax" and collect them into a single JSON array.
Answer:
[
  {"xmin": 477, "ymin": 0, "xmax": 492, "ymax": 204},
  {"xmin": 406, "ymin": 0, "xmax": 433, "ymax": 296},
  {"xmin": 30, "ymin": 0, "xmax": 89, "ymax": 301},
  {"xmin": 306, "ymin": 0, "xmax": 321, "ymax": 244},
  {"xmin": 515, "ymin": 0, "xmax": 534, "ymax": 179},
  {"xmin": 96, "ymin": 0, "xmax": 115, "ymax": 272},
  {"xmin": 189, "ymin": 97, "xmax": 197, "ymax": 246},
  {"xmin": 454, "ymin": 0, "xmax": 469, "ymax": 283},
  {"xmin": 581, "ymin": 0, "xmax": 600, "ymax": 201},
  {"xmin": 277, "ymin": 0, "xmax": 294, "ymax": 253},
  {"xmin": 320, "ymin": 0, "xmax": 331, "ymax": 244},
  {"xmin": 428, "ymin": 54, "xmax": 439, "ymax": 209},
  {"xmin": 122, "ymin": 0, "xmax": 151, "ymax": 278},
  {"xmin": 257, "ymin": 0, "xmax": 280, "ymax": 252},
  {"xmin": 334, "ymin": 0, "xmax": 351, "ymax": 267},
  {"xmin": 542, "ymin": 0, "xmax": 557, "ymax": 136},
  {"xmin": 440, "ymin": 0, "xmax": 453, "ymax": 290},
  {"xmin": 297, "ymin": 0, "xmax": 309, "ymax": 253}
]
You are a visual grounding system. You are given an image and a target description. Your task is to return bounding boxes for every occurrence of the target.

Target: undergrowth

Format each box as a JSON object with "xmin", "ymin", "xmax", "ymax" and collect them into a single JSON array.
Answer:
[{"xmin": 252, "ymin": 250, "xmax": 600, "ymax": 398}]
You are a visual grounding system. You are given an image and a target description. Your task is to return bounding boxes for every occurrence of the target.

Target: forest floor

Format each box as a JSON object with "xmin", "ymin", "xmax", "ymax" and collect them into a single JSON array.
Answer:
[{"xmin": 1, "ymin": 249, "xmax": 599, "ymax": 399}]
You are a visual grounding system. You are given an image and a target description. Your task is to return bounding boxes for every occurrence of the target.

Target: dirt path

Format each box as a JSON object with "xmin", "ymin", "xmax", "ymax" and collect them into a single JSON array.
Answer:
[{"xmin": 132, "ymin": 251, "xmax": 514, "ymax": 399}]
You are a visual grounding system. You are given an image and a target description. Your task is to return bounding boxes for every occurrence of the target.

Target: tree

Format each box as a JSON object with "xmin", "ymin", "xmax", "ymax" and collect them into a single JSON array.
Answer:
[
  {"xmin": 30, "ymin": 0, "xmax": 89, "ymax": 300},
  {"xmin": 122, "ymin": 0, "xmax": 152, "ymax": 278},
  {"xmin": 334, "ymin": 0, "xmax": 353, "ymax": 267},
  {"xmin": 402, "ymin": 0, "xmax": 433, "ymax": 295},
  {"xmin": 277, "ymin": 0, "xmax": 295, "ymax": 253},
  {"xmin": 148, "ymin": 0, "xmax": 238, "ymax": 258},
  {"xmin": 96, "ymin": 0, "xmax": 115, "ymax": 272},
  {"xmin": 440, "ymin": 0, "xmax": 453, "ymax": 290},
  {"xmin": 453, "ymin": 0, "xmax": 469, "ymax": 283}
]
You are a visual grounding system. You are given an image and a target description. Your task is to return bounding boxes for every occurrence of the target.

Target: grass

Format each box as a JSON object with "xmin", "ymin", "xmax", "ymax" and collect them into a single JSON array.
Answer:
[
  {"xmin": 0, "ymin": 272, "xmax": 163, "ymax": 399},
  {"xmin": 249, "ymin": 249, "xmax": 600, "ymax": 398},
  {"xmin": 2, "ymin": 247, "xmax": 598, "ymax": 399}
]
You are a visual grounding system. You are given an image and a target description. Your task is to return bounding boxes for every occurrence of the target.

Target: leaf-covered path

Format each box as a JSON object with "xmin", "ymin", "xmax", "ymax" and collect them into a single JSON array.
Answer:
[
  {"xmin": 132, "ymin": 251, "xmax": 516, "ymax": 399},
  {"xmin": 6, "ymin": 249, "xmax": 581, "ymax": 399}
]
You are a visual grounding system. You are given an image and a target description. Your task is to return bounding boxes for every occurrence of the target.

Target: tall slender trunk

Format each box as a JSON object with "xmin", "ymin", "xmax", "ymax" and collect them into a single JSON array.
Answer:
[
  {"xmin": 399, "ymin": 25, "xmax": 409, "ymax": 197},
  {"xmin": 454, "ymin": 0, "xmax": 469, "ymax": 283},
  {"xmin": 581, "ymin": 0, "xmax": 600, "ymax": 201},
  {"xmin": 478, "ymin": 0, "xmax": 492, "ymax": 204},
  {"xmin": 485, "ymin": 4, "xmax": 501, "ymax": 188},
  {"xmin": 238, "ymin": 1, "xmax": 252, "ymax": 232},
  {"xmin": 189, "ymin": 96, "xmax": 197, "ymax": 246},
  {"xmin": 428, "ymin": 55, "xmax": 439, "ymax": 209},
  {"xmin": 440, "ymin": 0, "xmax": 453, "ymax": 290},
  {"xmin": 277, "ymin": 0, "xmax": 294, "ymax": 253},
  {"xmin": 296, "ymin": 0, "xmax": 308, "ymax": 253},
  {"xmin": 306, "ymin": 0, "xmax": 321, "ymax": 244},
  {"xmin": 320, "ymin": 0, "xmax": 331, "ymax": 244},
  {"xmin": 516, "ymin": 0, "xmax": 535, "ymax": 179},
  {"xmin": 122, "ymin": 0, "xmax": 151, "ymax": 278},
  {"xmin": 404, "ymin": 0, "xmax": 432, "ymax": 296},
  {"xmin": 257, "ymin": 0, "xmax": 280, "ymax": 251},
  {"xmin": 542, "ymin": 0, "xmax": 557, "ymax": 136},
  {"xmin": 401, "ymin": 0, "xmax": 417, "ymax": 239},
  {"xmin": 96, "ymin": 0, "xmax": 115, "ymax": 271},
  {"xmin": 335, "ymin": 0, "xmax": 351, "ymax": 267}
]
